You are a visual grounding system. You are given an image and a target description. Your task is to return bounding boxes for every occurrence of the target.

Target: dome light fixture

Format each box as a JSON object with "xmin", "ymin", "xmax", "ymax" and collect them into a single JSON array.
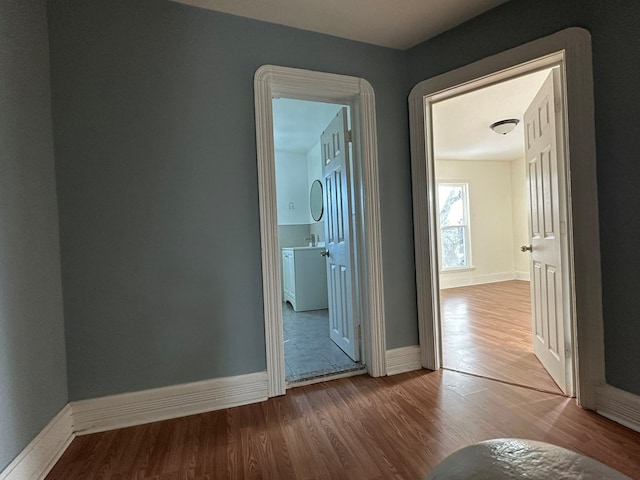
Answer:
[{"xmin": 490, "ymin": 118, "xmax": 520, "ymax": 135}]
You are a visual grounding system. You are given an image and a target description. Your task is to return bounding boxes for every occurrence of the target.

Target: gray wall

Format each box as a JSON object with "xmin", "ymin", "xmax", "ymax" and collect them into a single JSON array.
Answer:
[
  {"xmin": 48, "ymin": 0, "xmax": 418, "ymax": 400},
  {"xmin": 5, "ymin": 0, "xmax": 640, "ymax": 466},
  {"xmin": 0, "ymin": 0, "xmax": 68, "ymax": 471},
  {"xmin": 278, "ymin": 225, "xmax": 312, "ymax": 248},
  {"xmin": 407, "ymin": 0, "xmax": 640, "ymax": 395}
]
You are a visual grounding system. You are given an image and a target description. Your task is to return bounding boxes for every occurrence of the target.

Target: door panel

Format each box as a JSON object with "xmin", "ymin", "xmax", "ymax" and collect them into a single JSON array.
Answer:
[
  {"xmin": 322, "ymin": 107, "xmax": 359, "ymax": 361},
  {"xmin": 525, "ymin": 70, "xmax": 568, "ymax": 393},
  {"xmin": 546, "ymin": 266, "xmax": 559, "ymax": 357}
]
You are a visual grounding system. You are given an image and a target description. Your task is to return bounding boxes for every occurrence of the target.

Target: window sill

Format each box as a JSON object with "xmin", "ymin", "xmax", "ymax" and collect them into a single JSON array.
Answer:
[{"xmin": 440, "ymin": 266, "xmax": 476, "ymax": 274}]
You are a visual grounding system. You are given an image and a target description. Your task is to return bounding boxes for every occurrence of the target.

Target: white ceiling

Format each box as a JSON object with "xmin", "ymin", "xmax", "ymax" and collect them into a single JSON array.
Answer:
[
  {"xmin": 273, "ymin": 98, "xmax": 343, "ymax": 154},
  {"xmin": 433, "ymin": 69, "xmax": 553, "ymax": 162},
  {"xmin": 172, "ymin": 0, "xmax": 510, "ymax": 50}
]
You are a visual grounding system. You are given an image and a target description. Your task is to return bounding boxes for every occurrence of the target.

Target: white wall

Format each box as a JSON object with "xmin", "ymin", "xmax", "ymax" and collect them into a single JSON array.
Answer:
[
  {"xmin": 306, "ymin": 140, "xmax": 325, "ymax": 242},
  {"xmin": 510, "ymin": 157, "xmax": 530, "ymax": 276},
  {"xmin": 276, "ymin": 141, "xmax": 326, "ymax": 248},
  {"xmin": 436, "ymin": 159, "xmax": 527, "ymax": 288},
  {"xmin": 275, "ymin": 150, "xmax": 310, "ymax": 225},
  {"xmin": 306, "ymin": 140, "xmax": 322, "ymax": 205}
]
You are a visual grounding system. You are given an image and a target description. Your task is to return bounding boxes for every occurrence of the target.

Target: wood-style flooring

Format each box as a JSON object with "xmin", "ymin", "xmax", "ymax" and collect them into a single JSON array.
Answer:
[
  {"xmin": 440, "ymin": 280, "xmax": 563, "ymax": 394},
  {"xmin": 46, "ymin": 370, "xmax": 640, "ymax": 479}
]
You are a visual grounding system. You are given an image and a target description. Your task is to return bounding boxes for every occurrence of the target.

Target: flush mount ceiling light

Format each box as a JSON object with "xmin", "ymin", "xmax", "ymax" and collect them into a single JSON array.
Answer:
[{"xmin": 490, "ymin": 118, "xmax": 520, "ymax": 135}]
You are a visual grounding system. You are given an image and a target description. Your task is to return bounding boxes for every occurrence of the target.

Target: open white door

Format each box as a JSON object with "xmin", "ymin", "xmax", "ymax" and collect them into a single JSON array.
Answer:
[
  {"xmin": 322, "ymin": 107, "xmax": 360, "ymax": 361},
  {"xmin": 524, "ymin": 70, "xmax": 570, "ymax": 394}
]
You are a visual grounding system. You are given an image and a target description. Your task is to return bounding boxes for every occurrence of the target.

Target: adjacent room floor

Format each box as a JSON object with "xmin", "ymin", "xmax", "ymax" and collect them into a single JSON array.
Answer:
[
  {"xmin": 440, "ymin": 280, "xmax": 563, "ymax": 394},
  {"xmin": 283, "ymin": 302, "xmax": 362, "ymax": 383}
]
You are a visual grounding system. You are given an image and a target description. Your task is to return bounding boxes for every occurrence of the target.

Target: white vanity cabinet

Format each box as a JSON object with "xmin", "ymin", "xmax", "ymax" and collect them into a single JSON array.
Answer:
[{"xmin": 281, "ymin": 247, "xmax": 328, "ymax": 311}]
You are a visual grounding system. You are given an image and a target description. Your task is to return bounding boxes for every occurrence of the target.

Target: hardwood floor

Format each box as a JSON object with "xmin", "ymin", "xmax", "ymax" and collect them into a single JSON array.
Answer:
[
  {"xmin": 46, "ymin": 370, "xmax": 640, "ymax": 480},
  {"xmin": 440, "ymin": 280, "xmax": 563, "ymax": 394}
]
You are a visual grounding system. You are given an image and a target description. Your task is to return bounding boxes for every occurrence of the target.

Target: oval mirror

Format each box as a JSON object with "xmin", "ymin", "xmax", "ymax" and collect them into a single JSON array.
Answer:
[{"xmin": 310, "ymin": 179, "xmax": 323, "ymax": 221}]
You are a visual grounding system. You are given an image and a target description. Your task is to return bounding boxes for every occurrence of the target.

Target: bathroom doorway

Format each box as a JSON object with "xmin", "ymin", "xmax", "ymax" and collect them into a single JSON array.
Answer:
[
  {"xmin": 255, "ymin": 65, "xmax": 387, "ymax": 397},
  {"xmin": 272, "ymin": 98, "xmax": 364, "ymax": 384}
]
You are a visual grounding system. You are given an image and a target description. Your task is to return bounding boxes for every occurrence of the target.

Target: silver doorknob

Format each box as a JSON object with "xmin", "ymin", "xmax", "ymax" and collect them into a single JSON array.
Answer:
[
  {"xmin": 521, "ymin": 245, "xmax": 532, "ymax": 252},
  {"xmin": 321, "ymin": 250, "xmax": 330, "ymax": 257}
]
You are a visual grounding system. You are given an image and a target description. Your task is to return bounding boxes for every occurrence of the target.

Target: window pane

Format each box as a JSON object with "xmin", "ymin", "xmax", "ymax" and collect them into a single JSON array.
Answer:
[
  {"xmin": 441, "ymin": 226, "xmax": 467, "ymax": 268},
  {"xmin": 439, "ymin": 185, "xmax": 464, "ymax": 227}
]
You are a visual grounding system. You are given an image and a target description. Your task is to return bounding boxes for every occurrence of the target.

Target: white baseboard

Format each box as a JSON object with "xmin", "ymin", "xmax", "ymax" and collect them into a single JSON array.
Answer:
[
  {"xmin": 596, "ymin": 383, "xmax": 640, "ymax": 433},
  {"xmin": 386, "ymin": 346, "xmax": 422, "ymax": 376},
  {"xmin": 439, "ymin": 272, "xmax": 522, "ymax": 289},
  {"xmin": 72, "ymin": 371, "xmax": 269, "ymax": 435},
  {"xmin": 286, "ymin": 367, "xmax": 367, "ymax": 389},
  {"xmin": 515, "ymin": 270, "xmax": 530, "ymax": 281},
  {"xmin": 0, "ymin": 405, "xmax": 73, "ymax": 480}
]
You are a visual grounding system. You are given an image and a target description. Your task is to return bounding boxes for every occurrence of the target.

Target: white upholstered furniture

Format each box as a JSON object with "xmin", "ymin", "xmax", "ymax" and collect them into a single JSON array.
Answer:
[{"xmin": 425, "ymin": 438, "xmax": 629, "ymax": 479}]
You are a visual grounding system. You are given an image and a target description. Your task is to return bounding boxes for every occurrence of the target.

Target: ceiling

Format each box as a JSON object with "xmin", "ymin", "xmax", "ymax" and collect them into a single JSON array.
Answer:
[
  {"xmin": 171, "ymin": 0, "xmax": 510, "ymax": 50},
  {"xmin": 273, "ymin": 99, "xmax": 343, "ymax": 154},
  {"xmin": 433, "ymin": 69, "xmax": 553, "ymax": 162}
]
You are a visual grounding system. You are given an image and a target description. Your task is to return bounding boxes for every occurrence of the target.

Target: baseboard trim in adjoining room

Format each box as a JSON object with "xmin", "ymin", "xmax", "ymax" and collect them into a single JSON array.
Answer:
[
  {"xmin": 0, "ymin": 405, "xmax": 74, "ymax": 480},
  {"xmin": 439, "ymin": 272, "xmax": 527, "ymax": 289},
  {"xmin": 72, "ymin": 371, "xmax": 269, "ymax": 435},
  {"xmin": 596, "ymin": 384, "xmax": 640, "ymax": 434},
  {"xmin": 386, "ymin": 346, "xmax": 422, "ymax": 376}
]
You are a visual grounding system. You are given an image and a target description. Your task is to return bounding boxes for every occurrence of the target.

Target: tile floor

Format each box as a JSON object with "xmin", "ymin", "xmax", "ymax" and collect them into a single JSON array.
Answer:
[{"xmin": 283, "ymin": 302, "xmax": 363, "ymax": 383}]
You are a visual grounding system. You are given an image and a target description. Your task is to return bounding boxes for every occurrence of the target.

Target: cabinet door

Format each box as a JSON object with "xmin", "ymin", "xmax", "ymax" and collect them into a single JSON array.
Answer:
[{"xmin": 282, "ymin": 251, "xmax": 294, "ymax": 298}]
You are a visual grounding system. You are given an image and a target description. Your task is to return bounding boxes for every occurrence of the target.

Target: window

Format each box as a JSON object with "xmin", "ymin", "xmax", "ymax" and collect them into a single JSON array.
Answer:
[{"xmin": 437, "ymin": 183, "xmax": 471, "ymax": 270}]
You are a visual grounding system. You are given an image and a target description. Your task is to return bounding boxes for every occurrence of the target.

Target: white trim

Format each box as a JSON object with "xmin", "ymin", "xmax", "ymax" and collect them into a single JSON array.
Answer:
[
  {"xmin": 596, "ymin": 384, "xmax": 640, "ymax": 433},
  {"xmin": 409, "ymin": 28, "xmax": 604, "ymax": 409},
  {"xmin": 515, "ymin": 271, "xmax": 531, "ymax": 281},
  {"xmin": 254, "ymin": 65, "xmax": 387, "ymax": 397},
  {"xmin": 386, "ymin": 346, "xmax": 422, "ymax": 376},
  {"xmin": 437, "ymin": 181, "xmax": 472, "ymax": 271},
  {"xmin": 0, "ymin": 405, "xmax": 73, "ymax": 480},
  {"xmin": 439, "ymin": 272, "xmax": 523, "ymax": 289},
  {"xmin": 72, "ymin": 372, "xmax": 268, "ymax": 435},
  {"xmin": 286, "ymin": 368, "xmax": 368, "ymax": 389}
]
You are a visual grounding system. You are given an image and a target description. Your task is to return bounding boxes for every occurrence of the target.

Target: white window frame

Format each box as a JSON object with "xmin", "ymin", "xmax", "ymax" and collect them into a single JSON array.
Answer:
[{"xmin": 437, "ymin": 182, "xmax": 472, "ymax": 272}]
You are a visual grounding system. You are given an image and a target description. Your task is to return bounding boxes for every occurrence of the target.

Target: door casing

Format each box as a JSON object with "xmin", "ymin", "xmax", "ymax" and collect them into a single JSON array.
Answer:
[
  {"xmin": 255, "ymin": 65, "xmax": 387, "ymax": 397},
  {"xmin": 409, "ymin": 28, "xmax": 604, "ymax": 409}
]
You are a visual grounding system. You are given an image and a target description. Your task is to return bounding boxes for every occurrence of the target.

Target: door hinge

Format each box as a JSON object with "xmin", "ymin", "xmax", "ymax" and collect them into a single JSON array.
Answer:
[
  {"xmin": 565, "ymin": 344, "xmax": 572, "ymax": 358},
  {"xmin": 555, "ymin": 97, "xmax": 562, "ymax": 113},
  {"xmin": 560, "ymin": 220, "xmax": 567, "ymax": 235},
  {"xmin": 357, "ymin": 324, "xmax": 362, "ymax": 339},
  {"xmin": 347, "ymin": 129, "xmax": 353, "ymax": 144}
]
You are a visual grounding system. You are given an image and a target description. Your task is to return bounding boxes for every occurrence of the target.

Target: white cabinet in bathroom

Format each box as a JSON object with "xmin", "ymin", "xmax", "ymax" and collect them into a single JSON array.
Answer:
[
  {"xmin": 281, "ymin": 247, "xmax": 328, "ymax": 311},
  {"xmin": 282, "ymin": 250, "xmax": 295, "ymax": 301}
]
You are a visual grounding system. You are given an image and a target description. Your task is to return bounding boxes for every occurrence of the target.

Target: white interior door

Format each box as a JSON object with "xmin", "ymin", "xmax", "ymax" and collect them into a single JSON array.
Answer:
[
  {"xmin": 322, "ymin": 107, "xmax": 359, "ymax": 361},
  {"xmin": 524, "ymin": 70, "xmax": 570, "ymax": 394}
]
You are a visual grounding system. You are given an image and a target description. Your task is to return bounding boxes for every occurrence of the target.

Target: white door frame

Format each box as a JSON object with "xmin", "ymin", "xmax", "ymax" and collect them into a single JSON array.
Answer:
[
  {"xmin": 409, "ymin": 28, "xmax": 604, "ymax": 409},
  {"xmin": 255, "ymin": 65, "xmax": 387, "ymax": 397}
]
